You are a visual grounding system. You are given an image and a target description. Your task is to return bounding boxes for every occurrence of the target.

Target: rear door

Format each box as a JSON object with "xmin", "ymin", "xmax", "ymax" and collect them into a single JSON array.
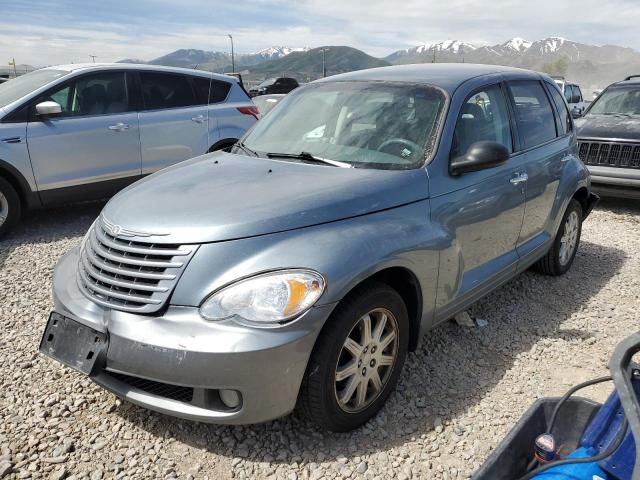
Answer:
[
  {"xmin": 26, "ymin": 70, "xmax": 141, "ymax": 203},
  {"xmin": 507, "ymin": 80, "xmax": 570, "ymax": 264},
  {"xmin": 137, "ymin": 71, "xmax": 209, "ymax": 174}
]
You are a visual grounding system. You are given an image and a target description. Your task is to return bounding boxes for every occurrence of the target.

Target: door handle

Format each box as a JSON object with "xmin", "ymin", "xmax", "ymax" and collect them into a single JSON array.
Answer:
[
  {"xmin": 510, "ymin": 172, "xmax": 528, "ymax": 185},
  {"xmin": 561, "ymin": 154, "xmax": 572, "ymax": 163},
  {"xmin": 191, "ymin": 115, "xmax": 206, "ymax": 123},
  {"xmin": 108, "ymin": 123, "xmax": 130, "ymax": 132}
]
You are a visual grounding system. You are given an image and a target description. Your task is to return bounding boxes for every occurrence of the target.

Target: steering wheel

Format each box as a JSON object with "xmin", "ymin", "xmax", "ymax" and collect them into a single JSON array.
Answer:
[{"xmin": 377, "ymin": 138, "xmax": 421, "ymax": 158}]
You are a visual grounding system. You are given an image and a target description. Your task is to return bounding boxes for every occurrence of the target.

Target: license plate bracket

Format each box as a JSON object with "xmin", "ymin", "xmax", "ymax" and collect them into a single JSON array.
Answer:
[{"xmin": 39, "ymin": 312, "xmax": 107, "ymax": 375}]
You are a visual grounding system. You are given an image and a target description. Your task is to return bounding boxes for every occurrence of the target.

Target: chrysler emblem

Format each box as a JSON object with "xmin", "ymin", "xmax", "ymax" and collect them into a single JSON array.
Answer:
[{"xmin": 101, "ymin": 215, "xmax": 169, "ymax": 238}]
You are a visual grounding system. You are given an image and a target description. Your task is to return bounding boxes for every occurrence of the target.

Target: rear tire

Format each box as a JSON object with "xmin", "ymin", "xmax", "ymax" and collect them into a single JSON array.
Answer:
[
  {"xmin": 298, "ymin": 282, "xmax": 409, "ymax": 432},
  {"xmin": 533, "ymin": 199, "xmax": 582, "ymax": 276},
  {"xmin": 0, "ymin": 176, "xmax": 21, "ymax": 238}
]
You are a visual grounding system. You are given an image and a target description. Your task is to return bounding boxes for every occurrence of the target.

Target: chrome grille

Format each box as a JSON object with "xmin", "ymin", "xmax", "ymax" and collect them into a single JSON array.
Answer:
[
  {"xmin": 578, "ymin": 140, "xmax": 640, "ymax": 169},
  {"xmin": 77, "ymin": 219, "xmax": 196, "ymax": 313}
]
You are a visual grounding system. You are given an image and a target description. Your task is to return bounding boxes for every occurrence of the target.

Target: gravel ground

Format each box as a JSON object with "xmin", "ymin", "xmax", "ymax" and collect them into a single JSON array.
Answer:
[{"xmin": 1, "ymin": 199, "xmax": 639, "ymax": 480}]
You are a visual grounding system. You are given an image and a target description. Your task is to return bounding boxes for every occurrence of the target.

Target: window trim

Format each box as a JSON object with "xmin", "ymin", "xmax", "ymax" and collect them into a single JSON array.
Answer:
[
  {"xmin": 138, "ymin": 71, "xmax": 201, "ymax": 112},
  {"xmin": 449, "ymin": 81, "xmax": 518, "ymax": 164},
  {"xmin": 543, "ymin": 80, "xmax": 574, "ymax": 139},
  {"xmin": 26, "ymin": 69, "xmax": 134, "ymax": 122},
  {"xmin": 505, "ymin": 79, "xmax": 563, "ymax": 153}
]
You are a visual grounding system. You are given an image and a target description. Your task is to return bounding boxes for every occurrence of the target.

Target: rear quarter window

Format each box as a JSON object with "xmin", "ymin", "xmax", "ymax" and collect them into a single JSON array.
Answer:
[{"xmin": 193, "ymin": 77, "xmax": 232, "ymax": 104}]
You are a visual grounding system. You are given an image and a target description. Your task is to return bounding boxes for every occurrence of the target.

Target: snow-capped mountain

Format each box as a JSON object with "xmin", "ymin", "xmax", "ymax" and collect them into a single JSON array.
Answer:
[
  {"xmin": 387, "ymin": 36, "xmax": 610, "ymax": 64},
  {"xmin": 386, "ymin": 36, "xmax": 640, "ymax": 91},
  {"xmin": 502, "ymin": 37, "xmax": 533, "ymax": 53},
  {"xmin": 255, "ymin": 46, "xmax": 310, "ymax": 60},
  {"xmin": 145, "ymin": 46, "xmax": 308, "ymax": 70}
]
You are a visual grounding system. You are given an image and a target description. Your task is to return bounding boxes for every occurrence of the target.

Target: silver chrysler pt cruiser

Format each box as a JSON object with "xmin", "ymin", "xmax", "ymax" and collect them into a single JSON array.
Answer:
[{"xmin": 40, "ymin": 64, "xmax": 598, "ymax": 432}]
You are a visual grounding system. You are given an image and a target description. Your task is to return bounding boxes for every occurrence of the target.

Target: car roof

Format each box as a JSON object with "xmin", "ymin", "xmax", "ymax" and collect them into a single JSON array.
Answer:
[
  {"xmin": 41, "ymin": 63, "xmax": 238, "ymax": 83},
  {"xmin": 613, "ymin": 77, "xmax": 640, "ymax": 87},
  {"xmin": 315, "ymin": 63, "xmax": 543, "ymax": 93}
]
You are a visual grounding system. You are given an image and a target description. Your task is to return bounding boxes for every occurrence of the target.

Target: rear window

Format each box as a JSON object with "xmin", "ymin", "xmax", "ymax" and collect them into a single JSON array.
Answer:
[
  {"xmin": 140, "ymin": 72, "xmax": 196, "ymax": 110},
  {"xmin": 193, "ymin": 77, "xmax": 232, "ymax": 104}
]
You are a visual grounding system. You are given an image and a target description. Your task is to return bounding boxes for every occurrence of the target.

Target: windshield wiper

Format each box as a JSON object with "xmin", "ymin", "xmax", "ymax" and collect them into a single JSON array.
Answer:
[
  {"xmin": 234, "ymin": 142, "xmax": 259, "ymax": 157},
  {"xmin": 266, "ymin": 151, "xmax": 353, "ymax": 168}
]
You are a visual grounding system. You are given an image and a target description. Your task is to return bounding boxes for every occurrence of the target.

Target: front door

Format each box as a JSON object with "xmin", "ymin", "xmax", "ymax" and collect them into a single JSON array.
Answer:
[
  {"xmin": 137, "ymin": 71, "xmax": 209, "ymax": 175},
  {"xmin": 429, "ymin": 83, "xmax": 527, "ymax": 321},
  {"xmin": 27, "ymin": 71, "xmax": 141, "ymax": 204}
]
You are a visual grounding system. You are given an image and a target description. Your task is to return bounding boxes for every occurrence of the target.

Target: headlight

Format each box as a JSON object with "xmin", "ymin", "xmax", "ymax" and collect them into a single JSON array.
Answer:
[{"xmin": 200, "ymin": 270, "xmax": 325, "ymax": 325}]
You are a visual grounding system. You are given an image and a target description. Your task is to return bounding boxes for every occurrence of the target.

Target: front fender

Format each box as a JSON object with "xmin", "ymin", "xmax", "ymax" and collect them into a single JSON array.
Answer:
[{"xmin": 171, "ymin": 200, "xmax": 442, "ymax": 328}]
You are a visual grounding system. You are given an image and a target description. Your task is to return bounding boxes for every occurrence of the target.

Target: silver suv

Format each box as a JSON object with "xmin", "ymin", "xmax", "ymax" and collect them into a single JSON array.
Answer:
[{"xmin": 0, "ymin": 64, "xmax": 258, "ymax": 236}]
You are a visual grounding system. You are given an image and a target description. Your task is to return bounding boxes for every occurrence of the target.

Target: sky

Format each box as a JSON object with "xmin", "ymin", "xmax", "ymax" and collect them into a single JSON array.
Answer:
[{"xmin": 1, "ymin": 0, "xmax": 640, "ymax": 66}]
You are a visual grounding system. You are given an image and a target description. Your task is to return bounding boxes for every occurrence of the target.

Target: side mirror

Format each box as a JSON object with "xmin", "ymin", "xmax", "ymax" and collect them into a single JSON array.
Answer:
[
  {"xmin": 450, "ymin": 141, "xmax": 510, "ymax": 176},
  {"xmin": 571, "ymin": 106, "xmax": 583, "ymax": 119},
  {"xmin": 35, "ymin": 101, "xmax": 62, "ymax": 116}
]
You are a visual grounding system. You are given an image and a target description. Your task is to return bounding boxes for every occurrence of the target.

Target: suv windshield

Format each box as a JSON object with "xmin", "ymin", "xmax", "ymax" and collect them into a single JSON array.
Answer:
[
  {"xmin": 589, "ymin": 87, "xmax": 640, "ymax": 115},
  {"xmin": 0, "ymin": 69, "xmax": 68, "ymax": 109},
  {"xmin": 242, "ymin": 81, "xmax": 446, "ymax": 170}
]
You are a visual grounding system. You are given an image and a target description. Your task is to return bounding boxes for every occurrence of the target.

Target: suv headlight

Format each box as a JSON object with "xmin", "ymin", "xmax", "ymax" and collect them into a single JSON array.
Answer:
[{"xmin": 200, "ymin": 269, "xmax": 325, "ymax": 326}]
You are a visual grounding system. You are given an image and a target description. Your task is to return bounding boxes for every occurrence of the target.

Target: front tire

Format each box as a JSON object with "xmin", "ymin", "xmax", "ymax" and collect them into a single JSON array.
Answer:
[
  {"xmin": 534, "ymin": 199, "xmax": 583, "ymax": 276},
  {"xmin": 298, "ymin": 282, "xmax": 409, "ymax": 432},
  {"xmin": 0, "ymin": 177, "xmax": 21, "ymax": 238}
]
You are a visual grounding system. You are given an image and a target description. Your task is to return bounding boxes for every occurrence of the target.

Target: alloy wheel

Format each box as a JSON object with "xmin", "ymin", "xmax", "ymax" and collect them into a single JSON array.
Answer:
[
  {"xmin": 559, "ymin": 210, "xmax": 579, "ymax": 266},
  {"xmin": 0, "ymin": 191, "xmax": 8, "ymax": 228},
  {"xmin": 334, "ymin": 308, "xmax": 399, "ymax": 413}
]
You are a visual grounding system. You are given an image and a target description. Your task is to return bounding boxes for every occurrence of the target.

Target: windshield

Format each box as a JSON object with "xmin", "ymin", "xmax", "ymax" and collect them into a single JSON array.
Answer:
[
  {"xmin": 589, "ymin": 87, "xmax": 640, "ymax": 115},
  {"xmin": 258, "ymin": 78, "xmax": 276, "ymax": 88},
  {"xmin": 0, "ymin": 69, "xmax": 68, "ymax": 109},
  {"xmin": 242, "ymin": 81, "xmax": 446, "ymax": 170}
]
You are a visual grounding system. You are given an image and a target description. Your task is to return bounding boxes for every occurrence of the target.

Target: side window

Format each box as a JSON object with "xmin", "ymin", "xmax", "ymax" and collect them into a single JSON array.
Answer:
[
  {"xmin": 451, "ymin": 85, "xmax": 513, "ymax": 158},
  {"xmin": 573, "ymin": 86, "xmax": 583, "ymax": 103},
  {"xmin": 140, "ymin": 72, "xmax": 196, "ymax": 110},
  {"xmin": 36, "ymin": 72, "xmax": 129, "ymax": 118},
  {"xmin": 564, "ymin": 86, "xmax": 572, "ymax": 103},
  {"xmin": 507, "ymin": 81, "xmax": 558, "ymax": 149},
  {"xmin": 192, "ymin": 77, "xmax": 232, "ymax": 104},
  {"xmin": 547, "ymin": 84, "xmax": 572, "ymax": 135}
]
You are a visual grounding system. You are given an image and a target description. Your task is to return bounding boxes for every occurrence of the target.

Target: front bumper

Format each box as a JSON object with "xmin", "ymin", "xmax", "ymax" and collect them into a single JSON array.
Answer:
[
  {"xmin": 588, "ymin": 165, "xmax": 640, "ymax": 199},
  {"xmin": 50, "ymin": 247, "xmax": 335, "ymax": 424}
]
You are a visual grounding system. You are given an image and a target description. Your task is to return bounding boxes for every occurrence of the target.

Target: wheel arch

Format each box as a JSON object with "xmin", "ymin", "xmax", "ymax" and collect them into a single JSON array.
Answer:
[
  {"xmin": 330, "ymin": 266, "xmax": 424, "ymax": 352},
  {"xmin": 0, "ymin": 158, "xmax": 40, "ymax": 210},
  {"xmin": 572, "ymin": 186, "xmax": 590, "ymax": 216},
  {"xmin": 208, "ymin": 138, "xmax": 238, "ymax": 153}
]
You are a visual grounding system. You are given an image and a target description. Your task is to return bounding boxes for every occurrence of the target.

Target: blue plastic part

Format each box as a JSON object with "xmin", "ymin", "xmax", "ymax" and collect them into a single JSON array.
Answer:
[
  {"xmin": 586, "ymin": 378, "xmax": 640, "ymax": 480},
  {"xmin": 532, "ymin": 448, "xmax": 609, "ymax": 479}
]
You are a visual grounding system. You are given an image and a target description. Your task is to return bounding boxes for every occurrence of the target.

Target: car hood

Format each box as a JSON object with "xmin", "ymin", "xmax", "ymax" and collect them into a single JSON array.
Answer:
[
  {"xmin": 101, "ymin": 152, "xmax": 430, "ymax": 244},
  {"xmin": 576, "ymin": 114, "xmax": 640, "ymax": 141}
]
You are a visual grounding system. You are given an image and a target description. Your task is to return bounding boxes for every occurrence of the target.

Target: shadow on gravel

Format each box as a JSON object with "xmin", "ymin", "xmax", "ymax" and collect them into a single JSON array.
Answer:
[
  {"xmin": 0, "ymin": 202, "xmax": 103, "ymax": 270},
  {"xmin": 116, "ymin": 238, "xmax": 627, "ymax": 464}
]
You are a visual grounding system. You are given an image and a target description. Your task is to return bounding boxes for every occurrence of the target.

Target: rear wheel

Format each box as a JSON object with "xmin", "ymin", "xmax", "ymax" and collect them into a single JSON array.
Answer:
[
  {"xmin": 298, "ymin": 282, "xmax": 409, "ymax": 432},
  {"xmin": 0, "ymin": 176, "xmax": 21, "ymax": 238},
  {"xmin": 534, "ymin": 199, "xmax": 583, "ymax": 276}
]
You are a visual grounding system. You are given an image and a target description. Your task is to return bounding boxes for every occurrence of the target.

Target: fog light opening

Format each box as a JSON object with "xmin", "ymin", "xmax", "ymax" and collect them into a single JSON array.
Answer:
[{"xmin": 219, "ymin": 389, "xmax": 241, "ymax": 409}]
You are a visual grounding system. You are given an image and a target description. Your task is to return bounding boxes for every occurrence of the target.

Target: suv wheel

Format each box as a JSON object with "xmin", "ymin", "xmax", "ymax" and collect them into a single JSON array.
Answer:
[
  {"xmin": 298, "ymin": 282, "xmax": 409, "ymax": 432},
  {"xmin": 534, "ymin": 199, "xmax": 583, "ymax": 276},
  {"xmin": 0, "ymin": 177, "xmax": 21, "ymax": 238}
]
